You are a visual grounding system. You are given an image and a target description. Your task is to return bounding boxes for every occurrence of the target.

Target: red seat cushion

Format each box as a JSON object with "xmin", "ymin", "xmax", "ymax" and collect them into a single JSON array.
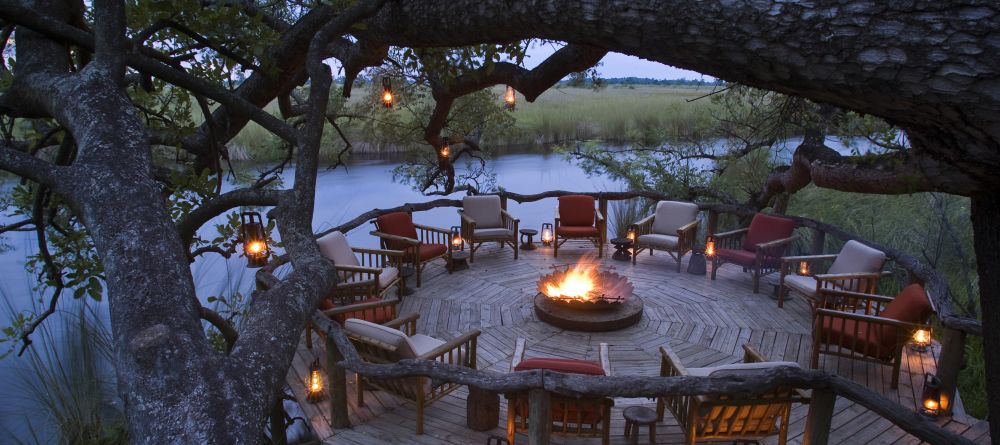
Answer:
[
  {"xmin": 743, "ymin": 213, "xmax": 796, "ymax": 252},
  {"xmin": 514, "ymin": 358, "xmax": 606, "ymax": 375},
  {"xmin": 404, "ymin": 243, "xmax": 448, "ymax": 261},
  {"xmin": 329, "ymin": 297, "xmax": 394, "ymax": 325},
  {"xmin": 557, "ymin": 225, "xmax": 599, "ymax": 237},
  {"xmin": 558, "ymin": 195, "xmax": 596, "ymax": 227},
  {"xmin": 819, "ymin": 317, "xmax": 889, "ymax": 359},
  {"xmin": 716, "ymin": 248, "xmax": 781, "ymax": 268},
  {"xmin": 376, "ymin": 212, "xmax": 419, "ymax": 250}
]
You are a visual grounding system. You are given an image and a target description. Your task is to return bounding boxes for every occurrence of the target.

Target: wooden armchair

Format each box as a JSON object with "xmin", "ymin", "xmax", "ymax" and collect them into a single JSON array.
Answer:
[
  {"xmin": 778, "ymin": 239, "xmax": 888, "ymax": 308},
  {"xmin": 306, "ymin": 297, "xmax": 402, "ymax": 350},
  {"xmin": 317, "ymin": 231, "xmax": 403, "ymax": 306},
  {"xmin": 657, "ymin": 343, "xmax": 807, "ymax": 445},
  {"xmin": 711, "ymin": 213, "xmax": 797, "ymax": 293},
  {"xmin": 459, "ymin": 195, "xmax": 520, "ymax": 262},
  {"xmin": 344, "ymin": 315, "xmax": 480, "ymax": 434},
  {"xmin": 631, "ymin": 200, "xmax": 699, "ymax": 272},
  {"xmin": 554, "ymin": 195, "xmax": 606, "ymax": 258},
  {"xmin": 506, "ymin": 338, "xmax": 613, "ymax": 445},
  {"xmin": 370, "ymin": 211, "xmax": 451, "ymax": 287},
  {"xmin": 812, "ymin": 283, "xmax": 933, "ymax": 389}
]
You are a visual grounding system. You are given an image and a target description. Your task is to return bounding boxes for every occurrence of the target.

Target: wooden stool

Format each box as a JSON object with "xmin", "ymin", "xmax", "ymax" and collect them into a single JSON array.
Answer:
[{"xmin": 623, "ymin": 406, "xmax": 657, "ymax": 444}]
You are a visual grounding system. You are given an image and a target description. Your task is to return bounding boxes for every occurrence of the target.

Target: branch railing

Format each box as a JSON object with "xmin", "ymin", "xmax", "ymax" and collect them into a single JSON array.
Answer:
[{"xmin": 260, "ymin": 189, "xmax": 983, "ymax": 445}]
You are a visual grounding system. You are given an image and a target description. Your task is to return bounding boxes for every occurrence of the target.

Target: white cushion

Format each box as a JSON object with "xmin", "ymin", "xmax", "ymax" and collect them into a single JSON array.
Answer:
[
  {"xmin": 784, "ymin": 274, "xmax": 818, "ymax": 296},
  {"xmin": 828, "ymin": 240, "xmax": 886, "ymax": 275},
  {"xmin": 344, "ymin": 318, "xmax": 407, "ymax": 349},
  {"xmin": 317, "ymin": 231, "xmax": 359, "ymax": 267},
  {"xmin": 686, "ymin": 361, "xmax": 800, "ymax": 377},
  {"xmin": 336, "ymin": 266, "xmax": 399, "ymax": 289},
  {"xmin": 462, "ymin": 196, "xmax": 503, "ymax": 229},
  {"xmin": 651, "ymin": 201, "xmax": 699, "ymax": 235},
  {"xmin": 637, "ymin": 233, "xmax": 678, "ymax": 249},
  {"xmin": 474, "ymin": 227, "xmax": 513, "ymax": 238},
  {"xmin": 402, "ymin": 334, "xmax": 446, "ymax": 359}
]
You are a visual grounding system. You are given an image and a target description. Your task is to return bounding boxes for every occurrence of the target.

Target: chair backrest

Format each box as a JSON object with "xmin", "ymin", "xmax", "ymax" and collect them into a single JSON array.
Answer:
[
  {"xmin": 743, "ymin": 213, "xmax": 796, "ymax": 252},
  {"xmin": 827, "ymin": 239, "xmax": 886, "ymax": 275},
  {"xmin": 462, "ymin": 195, "xmax": 503, "ymax": 228},
  {"xmin": 558, "ymin": 195, "xmax": 596, "ymax": 226},
  {"xmin": 316, "ymin": 231, "xmax": 360, "ymax": 267},
  {"xmin": 510, "ymin": 358, "xmax": 609, "ymax": 429},
  {"xmin": 375, "ymin": 212, "xmax": 419, "ymax": 250},
  {"xmin": 877, "ymin": 283, "xmax": 933, "ymax": 349},
  {"xmin": 345, "ymin": 317, "xmax": 427, "ymax": 360},
  {"xmin": 696, "ymin": 362, "xmax": 799, "ymax": 439},
  {"xmin": 651, "ymin": 200, "xmax": 699, "ymax": 235}
]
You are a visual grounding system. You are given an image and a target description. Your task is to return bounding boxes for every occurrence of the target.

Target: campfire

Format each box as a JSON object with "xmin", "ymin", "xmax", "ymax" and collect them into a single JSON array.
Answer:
[{"xmin": 538, "ymin": 256, "xmax": 633, "ymax": 308}]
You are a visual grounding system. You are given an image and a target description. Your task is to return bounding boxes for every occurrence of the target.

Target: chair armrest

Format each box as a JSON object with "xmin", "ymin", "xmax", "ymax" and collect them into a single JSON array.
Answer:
[
  {"xmin": 384, "ymin": 312, "xmax": 420, "ymax": 335},
  {"xmin": 413, "ymin": 223, "xmax": 450, "ymax": 234},
  {"xmin": 659, "ymin": 346, "xmax": 689, "ymax": 377},
  {"xmin": 676, "ymin": 220, "xmax": 699, "ymax": 234},
  {"xmin": 816, "ymin": 308, "xmax": 928, "ymax": 330},
  {"xmin": 781, "ymin": 254, "xmax": 839, "ymax": 263},
  {"xmin": 757, "ymin": 235, "xmax": 798, "ymax": 250},
  {"xmin": 419, "ymin": 329, "xmax": 481, "ymax": 363},
  {"xmin": 814, "ymin": 271, "xmax": 882, "ymax": 282},
  {"xmin": 599, "ymin": 342, "xmax": 611, "ymax": 376},
  {"xmin": 676, "ymin": 220, "xmax": 699, "ymax": 249},
  {"xmin": 595, "ymin": 208, "xmax": 605, "ymax": 222},
  {"xmin": 352, "ymin": 247, "xmax": 404, "ymax": 268},
  {"xmin": 511, "ymin": 338, "xmax": 527, "ymax": 371},
  {"xmin": 500, "ymin": 209, "xmax": 518, "ymax": 223},
  {"xmin": 635, "ymin": 213, "xmax": 655, "ymax": 227},
  {"xmin": 321, "ymin": 298, "xmax": 399, "ymax": 318},
  {"xmin": 460, "ymin": 211, "xmax": 476, "ymax": 227},
  {"xmin": 713, "ymin": 227, "xmax": 749, "ymax": 239},
  {"xmin": 370, "ymin": 230, "xmax": 420, "ymax": 246},
  {"xmin": 816, "ymin": 287, "xmax": 894, "ymax": 303},
  {"xmin": 741, "ymin": 343, "xmax": 769, "ymax": 363},
  {"xmin": 352, "ymin": 247, "xmax": 405, "ymax": 257},
  {"xmin": 334, "ymin": 264, "xmax": 382, "ymax": 275}
]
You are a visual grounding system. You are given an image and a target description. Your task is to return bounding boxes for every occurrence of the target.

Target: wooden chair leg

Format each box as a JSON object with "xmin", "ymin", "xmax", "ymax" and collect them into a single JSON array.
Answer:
[
  {"xmin": 711, "ymin": 259, "xmax": 719, "ymax": 280},
  {"xmin": 752, "ymin": 269, "xmax": 760, "ymax": 293},
  {"xmin": 305, "ymin": 321, "xmax": 313, "ymax": 350},
  {"xmin": 554, "ymin": 237, "xmax": 559, "ymax": 258},
  {"xmin": 416, "ymin": 263, "xmax": 423, "ymax": 287},
  {"xmin": 891, "ymin": 360, "xmax": 901, "ymax": 389},
  {"xmin": 507, "ymin": 401, "xmax": 517, "ymax": 445},
  {"xmin": 675, "ymin": 254, "xmax": 682, "ymax": 273},
  {"xmin": 513, "ymin": 239, "xmax": 519, "ymax": 259},
  {"xmin": 356, "ymin": 374, "xmax": 365, "ymax": 406},
  {"xmin": 649, "ymin": 423, "xmax": 656, "ymax": 444}
]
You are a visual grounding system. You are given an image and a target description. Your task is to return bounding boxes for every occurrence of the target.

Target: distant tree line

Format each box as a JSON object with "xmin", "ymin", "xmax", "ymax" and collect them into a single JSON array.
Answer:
[{"xmin": 565, "ymin": 77, "xmax": 725, "ymax": 87}]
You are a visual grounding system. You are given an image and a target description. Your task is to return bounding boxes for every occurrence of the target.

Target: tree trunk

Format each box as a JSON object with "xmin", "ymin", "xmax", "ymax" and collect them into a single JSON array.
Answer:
[{"xmin": 971, "ymin": 193, "xmax": 1000, "ymax": 443}]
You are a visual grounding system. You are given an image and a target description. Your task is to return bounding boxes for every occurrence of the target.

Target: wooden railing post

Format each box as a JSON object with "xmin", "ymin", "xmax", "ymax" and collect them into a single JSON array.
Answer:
[
  {"xmin": 937, "ymin": 327, "xmax": 966, "ymax": 416},
  {"xmin": 803, "ymin": 388, "xmax": 835, "ymax": 445},
  {"xmin": 326, "ymin": 333, "xmax": 350, "ymax": 428},
  {"xmin": 707, "ymin": 209, "xmax": 718, "ymax": 236},
  {"xmin": 598, "ymin": 196, "xmax": 608, "ymax": 241},
  {"xmin": 500, "ymin": 194, "xmax": 508, "ymax": 211},
  {"xmin": 811, "ymin": 228, "xmax": 826, "ymax": 255},
  {"xmin": 528, "ymin": 389, "xmax": 551, "ymax": 445}
]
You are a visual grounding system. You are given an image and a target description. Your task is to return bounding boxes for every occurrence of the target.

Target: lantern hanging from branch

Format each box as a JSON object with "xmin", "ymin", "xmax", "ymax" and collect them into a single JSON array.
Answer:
[
  {"xmin": 920, "ymin": 373, "xmax": 941, "ymax": 417},
  {"xmin": 306, "ymin": 359, "xmax": 325, "ymax": 403},
  {"xmin": 504, "ymin": 85, "xmax": 516, "ymax": 110},
  {"xmin": 439, "ymin": 140, "xmax": 450, "ymax": 159},
  {"xmin": 704, "ymin": 235, "xmax": 716, "ymax": 258},
  {"xmin": 240, "ymin": 211, "xmax": 270, "ymax": 268},
  {"xmin": 450, "ymin": 225, "xmax": 464, "ymax": 251},
  {"xmin": 381, "ymin": 76, "xmax": 394, "ymax": 108},
  {"xmin": 540, "ymin": 223, "xmax": 554, "ymax": 246},
  {"xmin": 798, "ymin": 261, "xmax": 811, "ymax": 276},
  {"xmin": 911, "ymin": 328, "xmax": 932, "ymax": 352}
]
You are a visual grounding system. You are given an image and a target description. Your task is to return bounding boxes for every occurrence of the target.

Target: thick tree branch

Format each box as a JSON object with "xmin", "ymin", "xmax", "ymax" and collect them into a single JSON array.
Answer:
[
  {"xmin": 0, "ymin": 145, "xmax": 66, "ymax": 189},
  {"xmin": 199, "ymin": 306, "xmax": 237, "ymax": 353},
  {"xmin": 175, "ymin": 188, "xmax": 283, "ymax": 250}
]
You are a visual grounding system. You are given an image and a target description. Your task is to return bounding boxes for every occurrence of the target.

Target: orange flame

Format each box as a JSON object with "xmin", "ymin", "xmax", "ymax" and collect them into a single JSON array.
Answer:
[{"xmin": 543, "ymin": 256, "xmax": 599, "ymax": 301}]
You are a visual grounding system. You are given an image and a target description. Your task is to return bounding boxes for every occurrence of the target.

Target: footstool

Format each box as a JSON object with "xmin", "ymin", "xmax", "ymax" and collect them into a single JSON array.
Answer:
[{"xmin": 623, "ymin": 406, "xmax": 657, "ymax": 444}]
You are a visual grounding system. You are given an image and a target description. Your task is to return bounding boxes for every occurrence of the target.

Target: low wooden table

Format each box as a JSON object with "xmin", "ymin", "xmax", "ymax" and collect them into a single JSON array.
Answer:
[
  {"xmin": 448, "ymin": 250, "xmax": 470, "ymax": 271},
  {"xmin": 623, "ymin": 406, "xmax": 657, "ymax": 444},
  {"xmin": 519, "ymin": 228, "xmax": 538, "ymax": 250},
  {"xmin": 611, "ymin": 237, "xmax": 634, "ymax": 261},
  {"xmin": 466, "ymin": 385, "xmax": 500, "ymax": 431}
]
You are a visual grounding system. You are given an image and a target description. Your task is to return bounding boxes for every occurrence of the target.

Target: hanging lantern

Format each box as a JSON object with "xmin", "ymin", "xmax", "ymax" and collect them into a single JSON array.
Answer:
[
  {"xmin": 911, "ymin": 328, "xmax": 932, "ymax": 352},
  {"xmin": 920, "ymin": 373, "xmax": 941, "ymax": 417},
  {"xmin": 704, "ymin": 235, "xmax": 716, "ymax": 258},
  {"xmin": 504, "ymin": 85, "xmax": 516, "ymax": 110},
  {"xmin": 798, "ymin": 261, "xmax": 811, "ymax": 276},
  {"xmin": 240, "ymin": 211, "xmax": 270, "ymax": 268},
  {"xmin": 450, "ymin": 225, "xmax": 464, "ymax": 251},
  {"xmin": 439, "ymin": 140, "xmax": 450, "ymax": 159},
  {"xmin": 306, "ymin": 359, "xmax": 325, "ymax": 403},
  {"xmin": 626, "ymin": 226, "xmax": 637, "ymax": 243},
  {"xmin": 381, "ymin": 76, "xmax": 394, "ymax": 108},
  {"xmin": 540, "ymin": 223, "xmax": 554, "ymax": 246}
]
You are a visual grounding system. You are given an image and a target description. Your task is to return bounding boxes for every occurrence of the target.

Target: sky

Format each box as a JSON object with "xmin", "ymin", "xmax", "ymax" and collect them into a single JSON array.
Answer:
[{"xmin": 523, "ymin": 42, "xmax": 713, "ymax": 80}]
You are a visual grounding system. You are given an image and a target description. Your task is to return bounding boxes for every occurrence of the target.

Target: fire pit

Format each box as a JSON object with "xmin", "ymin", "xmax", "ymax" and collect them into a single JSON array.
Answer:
[{"xmin": 534, "ymin": 258, "xmax": 644, "ymax": 331}]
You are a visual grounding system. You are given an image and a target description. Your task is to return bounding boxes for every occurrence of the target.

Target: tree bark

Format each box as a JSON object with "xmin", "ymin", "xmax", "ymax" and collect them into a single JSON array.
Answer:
[{"xmin": 971, "ymin": 192, "xmax": 1000, "ymax": 441}]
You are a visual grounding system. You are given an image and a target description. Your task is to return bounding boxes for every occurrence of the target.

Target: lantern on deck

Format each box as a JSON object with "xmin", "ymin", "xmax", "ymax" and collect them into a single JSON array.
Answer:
[
  {"xmin": 439, "ymin": 140, "xmax": 450, "ymax": 159},
  {"xmin": 704, "ymin": 235, "xmax": 716, "ymax": 258},
  {"xmin": 306, "ymin": 359, "xmax": 325, "ymax": 403},
  {"xmin": 381, "ymin": 76, "xmax": 394, "ymax": 108},
  {"xmin": 450, "ymin": 225, "xmax": 464, "ymax": 251},
  {"xmin": 504, "ymin": 85, "xmax": 516, "ymax": 110},
  {"xmin": 240, "ymin": 211, "xmax": 270, "ymax": 268},
  {"xmin": 798, "ymin": 261, "xmax": 811, "ymax": 276},
  {"xmin": 920, "ymin": 373, "xmax": 941, "ymax": 417},
  {"xmin": 626, "ymin": 226, "xmax": 637, "ymax": 243},
  {"xmin": 912, "ymin": 328, "xmax": 932, "ymax": 352},
  {"xmin": 540, "ymin": 223, "xmax": 554, "ymax": 246}
]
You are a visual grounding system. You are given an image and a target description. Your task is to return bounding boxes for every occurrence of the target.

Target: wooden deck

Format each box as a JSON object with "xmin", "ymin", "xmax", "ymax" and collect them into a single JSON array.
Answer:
[{"xmin": 288, "ymin": 243, "xmax": 989, "ymax": 444}]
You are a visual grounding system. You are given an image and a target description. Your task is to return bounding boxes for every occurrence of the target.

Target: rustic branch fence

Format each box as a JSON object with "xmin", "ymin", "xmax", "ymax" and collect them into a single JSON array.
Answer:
[{"xmin": 262, "ymin": 190, "xmax": 982, "ymax": 445}]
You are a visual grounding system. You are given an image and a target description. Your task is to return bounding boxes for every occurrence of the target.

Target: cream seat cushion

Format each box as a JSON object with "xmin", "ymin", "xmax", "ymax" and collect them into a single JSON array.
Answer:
[
  {"xmin": 637, "ymin": 233, "xmax": 678, "ymax": 249},
  {"xmin": 317, "ymin": 231, "xmax": 360, "ymax": 266},
  {"xmin": 336, "ymin": 266, "xmax": 399, "ymax": 289},
  {"xmin": 345, "ymin": 318, "xmax": 407, "ymax": 349},
  {"xmin": 462, "ymin": 195, "xmax": 503, "ymax": 229},
  {"xmin": 651, "ymin": 201, "xmax": 699, "ymax": 235},
  {"xmin": 474, "ymin": 227, "xmax": 513, "ymax": 238},
  {"xmin": 784, "ymin": 274, "xmax": 819, "ymax": 297}
]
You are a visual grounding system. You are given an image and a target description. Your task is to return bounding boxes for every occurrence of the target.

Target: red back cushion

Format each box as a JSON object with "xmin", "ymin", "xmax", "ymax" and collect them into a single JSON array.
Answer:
[
  {"xmin": 376, "ymin": 212, "xmax": 418, "ymax": 250},
  {"xmin": 558, "ymin": 195, "xmax": 596, "ymax": 227},
  {"xmin": 743, "ymin": 213, "xmax": 796, "ymax": 252},
  {"xmin": 514, "ymin": 358, "xmax": 606, "ymax": 375},
  {"xmin": 881, "ymin": 284, "xmax": 933, "ymax": 324}
]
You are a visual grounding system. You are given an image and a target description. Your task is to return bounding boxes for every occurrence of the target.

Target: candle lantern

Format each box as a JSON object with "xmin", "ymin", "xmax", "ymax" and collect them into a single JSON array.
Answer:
[
  {"xmin": 381, "ymin": 76, "xmax": 394, "ymax": 108},
  {"xmin": 540, "ymin": 223, "xmax": 554, "ymax": 246},
  {"xmin": 450, "ymin": 225, "xmax": 464, "ymax": 251},
  {"xmin": 911, "ymin": 328, "xmax": 932, "ymax": 352},
  {"xmin": 439, "ymin": 140, "xmax": 450, "ymax": 159},
  {"xmin": 704, "ymin": 235, "xmax": 716, "ymax": 258},
  {"xmin": 798, "ymin": 261, "xmax": 811, "ymax": 276},
  {"xmin": 920, "ymin": 373, "xmax": 941, "ymax": 417},
  {"xmin": 626, "ymin": 226, "xmax": 637, "ymax": 243},
  {"xmin": 240, "ymin": 211, "xmax": 270, "ymax": 268},
  {"xmin": 504, "ymin": 85, "xmax": 516, "ymax": 110},
  {"xmin": 306, "ymin": 359, "xmax": 325, "ymax": 403}
]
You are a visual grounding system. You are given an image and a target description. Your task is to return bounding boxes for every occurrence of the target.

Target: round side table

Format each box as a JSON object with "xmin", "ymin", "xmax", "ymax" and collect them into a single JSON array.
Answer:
[
  {"xmin": 398, "ymin": 266, "xmax": 416, "ymax": 296},
  {"xmin": 610, "ymin": 237, "xmax": 634, "ymax": 262},
  {"xmin": 448, "ymin": 250, "xmax": 470, "ymax": 271},
  {"xmin": 519, "ymin": 228, "xmax": 538, "ymax": 250},
  {"xmin": 623, "ymin": 406, "xmax": 657, "ymax": 444}
]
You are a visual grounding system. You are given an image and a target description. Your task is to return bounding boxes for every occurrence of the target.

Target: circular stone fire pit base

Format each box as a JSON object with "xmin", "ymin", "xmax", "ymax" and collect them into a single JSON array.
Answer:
[{"xmin": 533, "ymin": 293, "xmax": 644, "ymax": 332}]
